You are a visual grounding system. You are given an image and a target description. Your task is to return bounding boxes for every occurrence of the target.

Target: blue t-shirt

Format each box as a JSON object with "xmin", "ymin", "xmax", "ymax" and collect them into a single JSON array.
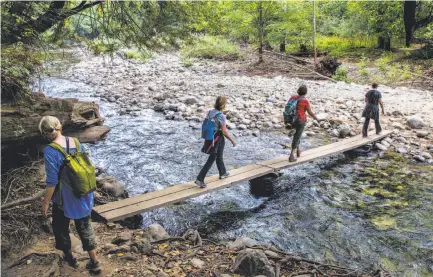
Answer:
[{"xmin": 44, "ymin": 144, "xmax": 94, "ymax": 219}]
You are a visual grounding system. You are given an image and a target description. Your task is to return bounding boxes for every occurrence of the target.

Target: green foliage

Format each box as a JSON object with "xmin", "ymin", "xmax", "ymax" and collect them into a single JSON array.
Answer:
[
  {"xmin": 181, "ymin": 35, "xmax": 240, "ymax": 60},
  {"xmin": 332, "ymin": 66, "xmax": 349, "ymax": 83},
  {"xmin": 124, "ymin": 48, "xmax": 152, "ymax": 62},
  {"xmin": 1, "ymin": 44, "xmax": 43, "ymax": 102},
  {"xmin": 358, "ymin": 55, "xmax": 369, "ymax": 80}
]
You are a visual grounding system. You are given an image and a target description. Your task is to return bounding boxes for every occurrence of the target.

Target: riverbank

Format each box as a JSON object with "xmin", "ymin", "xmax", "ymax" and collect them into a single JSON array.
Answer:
[
  {"xmin": 2, "ymin": 221, "xmax": 390, "ymax": 277},
  {"xmin": 47, "ymin": 48, "xmax": 432, "ymax": 164}
]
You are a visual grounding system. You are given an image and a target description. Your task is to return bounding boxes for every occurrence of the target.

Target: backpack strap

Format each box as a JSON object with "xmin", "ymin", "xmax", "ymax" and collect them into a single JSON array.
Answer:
[
  {"xmin": 65, "ymin": 137, "xmax": 70, "ymax": 154},
  {"xmin": 73, "ymin": 137, "xmax": 81, "ymax": 152},
  {"xmin": 213, "ymin": 112, "xmax": 222, "ymax": 120},
  {"xmin": 48, "ymin": 142, "xmax": 69, "ymax": 157}
]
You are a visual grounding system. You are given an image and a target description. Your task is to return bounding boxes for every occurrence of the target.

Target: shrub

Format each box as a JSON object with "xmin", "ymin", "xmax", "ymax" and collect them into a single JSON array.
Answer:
[
  {"xmin": 1, "ymin": 44, "xmax": 43, "ymax": 103},
  {"xmin": 124, "ymin": 48, "xmax": 152, "ymax": 62},
  {"xmin": 181, "ymin": 35, "xmax": 240, "ymax": 60},
  {"xmin": 332, "ymin": 66, "xmax": 349, "ymax": 82}
]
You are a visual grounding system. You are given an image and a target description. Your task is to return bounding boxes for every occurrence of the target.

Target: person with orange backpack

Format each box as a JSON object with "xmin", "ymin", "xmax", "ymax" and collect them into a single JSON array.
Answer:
[{"xmin": 39, "ymin": 116, "xmax": 102, "ymax": 274}]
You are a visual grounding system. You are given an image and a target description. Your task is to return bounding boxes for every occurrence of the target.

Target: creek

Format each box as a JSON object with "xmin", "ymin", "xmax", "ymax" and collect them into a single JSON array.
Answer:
[{"xmin": 37, "ymin": 52, "xmax": 433, "ymax": 276}]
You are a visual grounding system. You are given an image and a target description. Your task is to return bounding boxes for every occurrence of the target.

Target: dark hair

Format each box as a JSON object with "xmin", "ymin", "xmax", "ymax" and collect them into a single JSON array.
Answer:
[
  {"xmin": 372, "ymin": 82, "xmax": 379, "ymax": 89},
  {"xmin": 297, "ymin": 85, "xmax": 308, "ymax": 95},
  {"xmin": 214, "ymin": 96, "xmax": 227, "ymax": 111}
]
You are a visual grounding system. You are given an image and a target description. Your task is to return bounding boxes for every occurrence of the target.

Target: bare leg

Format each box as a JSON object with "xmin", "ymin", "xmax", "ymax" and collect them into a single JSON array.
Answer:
[{"xmin": 88, "ymin": 249, "xmax": 98, "ymax": 262}]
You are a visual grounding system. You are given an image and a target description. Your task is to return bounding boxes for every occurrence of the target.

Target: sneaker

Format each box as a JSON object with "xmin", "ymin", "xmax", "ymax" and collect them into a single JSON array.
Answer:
[
  {"xmin": 195, "ymin": 180, "xmax": 206, "ymax": 188},
  {"xmin": 86, "ymin": 259, "xmax": 102, "ymax": 274},
  {"xmin": 219, "ymin": 172, "xmax": 230, "ymax": 179},
  {"xmin": 64, "ymin": 254, "xmax": 79, "ymax": 269}
]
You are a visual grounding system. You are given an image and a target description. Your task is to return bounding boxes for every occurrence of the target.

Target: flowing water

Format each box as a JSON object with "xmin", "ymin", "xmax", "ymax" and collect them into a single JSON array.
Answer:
[{"xmin": 37, "ymin": 57, "xmax": 433, "ymax": 276}]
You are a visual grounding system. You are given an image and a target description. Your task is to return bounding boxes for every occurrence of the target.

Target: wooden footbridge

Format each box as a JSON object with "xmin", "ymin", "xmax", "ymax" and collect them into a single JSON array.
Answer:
[{"xmin": 93, "ymin": 131, "xmax": 392, "ymax": 222}]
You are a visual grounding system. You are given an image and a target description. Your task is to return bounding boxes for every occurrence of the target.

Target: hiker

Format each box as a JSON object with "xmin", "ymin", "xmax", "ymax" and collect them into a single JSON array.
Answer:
[
  {"xmin": 362, "ymin": 83, "xmax": 384, "ymax": 137},
  {"xmin": 39, "ymin": 116, "xmax": 102, "ymax": 274},
  {"xmin": 195, "ymin": 96, "xmax": 236, "ymax": 188},
  {"xmin": 285, "ymin": 85, "xmax": 319, "ymax": 162}
]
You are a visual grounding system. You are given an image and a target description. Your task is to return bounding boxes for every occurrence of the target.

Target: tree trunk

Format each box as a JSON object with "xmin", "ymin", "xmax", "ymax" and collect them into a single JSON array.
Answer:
[
  {"xmin": 404, "ymin": 1, "xmax": 417, "ymax": 47},
  {"xmin": 378, "ymin": 36, "xmax": 391, "ymax": 50},
  {"xmin": 1, "ymin": 93, "xmax": 110, "ymax": 169},
  {"xmin": 257, "ymin": 2, "xmax": 264, "ymax": 64},
  {"xmin": 280, "ymin": 30, "xmax": 286, "ymax": 53}
]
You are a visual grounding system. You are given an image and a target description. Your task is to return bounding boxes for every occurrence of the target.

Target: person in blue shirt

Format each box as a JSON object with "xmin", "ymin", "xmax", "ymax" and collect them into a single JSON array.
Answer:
[{"xmin": 39, "ymin": 116, "xmax": 101, "ymax": 274}]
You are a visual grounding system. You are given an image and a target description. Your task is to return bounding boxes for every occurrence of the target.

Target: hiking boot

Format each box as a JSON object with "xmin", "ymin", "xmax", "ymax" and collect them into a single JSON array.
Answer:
[
  {"xmin": 86, "ymin": 259, "xmax": 102, "ymax": 274},
  {"xmin": 219, "ymin": 172, "xmax": 230, "ymax": 179},
  {"xmin": 195, "ymin": 180, "xmax": 206, "ymax": 188},
  {"xmin": 289, "ymin": 155, "xmax": 297, "ymax": 162},
  {"xmin": 63, "ymin": 254, "xmax": 79, "ymax": 269}
]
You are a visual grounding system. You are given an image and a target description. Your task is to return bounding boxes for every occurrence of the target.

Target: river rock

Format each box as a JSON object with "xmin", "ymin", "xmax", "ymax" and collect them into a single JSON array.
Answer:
[
  {"xmin": 99, "ymin": 176, "xmax": 125, "ymax": 197},
  {"xmin": 131, "ymin": 238, "xmax": 152, "ymax": 254},
  {"xmin": 380, "ymin": 140, "xmax": 390, "ymax": 148},
  {"xmin": 266, "ymin": 97, "xmax": 275, "ymax": 103},
  {"xmin": 238, "ymin": 124, "xmax": 247, "ymax": 130},
  {"xmin": 227, "ymin": 123, "xmax": 236, "ymax": 130},
  {"xmin": 337, "ymin": 123, "xmax": 351, "ymax": 137},
  {"xmin": 142, "ymin": 223, "xmax": 170, "ymax": 242},
  {"xmin": 422, "ymin": 152, "xmax": 432, "ymax": 160},
  {"xmin": 395, "ymin": 137, "xmax": 408, "ymax": 144},
  {"xmin": 234, "ymin": 249, "xmax": 275, "ymax": 277},
  {"xmin": 316, "ymin": 113, "xmax": 328, "ymax": 121},
  {"xmin": 184, "ymin": 96, "xmax": 199, "ymax": 105},
  {"xmin": 392, "ymin": 122, "xmax": 405, "ymax": 130},
  {"xmin": 220, "ymin": 275, "xmax": 231, "ymax": 277},
  {"xmin": 407, "ymin": 115, "xmax": 425, "ymax": 129},
  {"xmin": 375, "ymin": 143, "xmax": 387, "ymax": 151},
  {"xmin": 416, "ymin": 130, "xmax": 430, "ymax": 138},
  {"xmin": 190, "ymin": 258, "xmax": 205, "ymax": 269},
  {"xmin": 414, "ymin": 155, "xmax": 426, "ymax": 162},
  {"xmin": 112, "ymin": 232, "xmax": 132, "ymax": 245},
  {"xmin": 397, "ymin": 148, "xmax": 408, "ymax": 154},
  {"xmin": 228, "ymin": 237, "xmax": 257, "ymax": 249}
]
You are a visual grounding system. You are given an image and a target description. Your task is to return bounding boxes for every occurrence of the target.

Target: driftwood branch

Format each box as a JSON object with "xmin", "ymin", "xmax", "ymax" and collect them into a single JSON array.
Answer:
[{"xmin": 1, "ymin": 190, "xmax": 45, "ymax": 210}]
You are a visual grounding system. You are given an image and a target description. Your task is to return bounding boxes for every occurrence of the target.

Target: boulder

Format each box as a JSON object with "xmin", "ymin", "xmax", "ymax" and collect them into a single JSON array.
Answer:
[
  {"xmin": 421, "ymin": 152, "xmax": 432, "ymax": 160},
  {"xmin": 416, "ymin": 130, "xmax": 430, "ymax": 138},
  {"xmin": 397, "ymin": 148, "xmax": 408, "ymax": 154},
  {"xmin": 131, "ymin": 238, "xmax": 152, "ymax": 254},
  {"xmin": 407, "ymin": 116, "xmax": 425, "ymax": 129},
  {"xmin": 142, "ymin": 223, "xmax": 170, "ymax": 242},
  {"xmin": 227, "ymin": 123, "xmax": 236, "ymax": 130},
  {"xmin": 234, "ymin": 249, "xmax": 275, "ymax": 277},
  {"xmin": 66, "ymin": 126, "xmax": 110, "ymax": 143},
  {"xmin": 228, "ymin": 237, "xmax": 257, "ymax": 249},
  {"xmin": 99, "ymin": 176, "xmax": 125, "ymax": 197},
  {"xmin": 414, "ymin": 155, "xmax": 426, "ymax": 162},
  {"xmin": 184, "ymin": 97, "xmax": 199, "ymax": 105},
  {"xmin": 337, "ymin": 123, "xmax": 351, "ymax": 137},
  {"xmin": 392, "ymin": 122, "xmax": 405, "ymax": 130},
  {"xmin": 315, "ymin": 113, "xmax": 328, "ymax": 121},
  {"xmin": 238, "ymin": 124, "xmax": 248, "ymax": 130},
  {"xmin": 375, "ymin": 143, "xmax": 387, "ymax": 151}
]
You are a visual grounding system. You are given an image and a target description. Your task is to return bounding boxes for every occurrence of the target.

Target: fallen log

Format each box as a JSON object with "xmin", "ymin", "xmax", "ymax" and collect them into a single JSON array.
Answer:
[{"xmin": 1, "ymin": 190, "xmax": 45, "ymax": 210}]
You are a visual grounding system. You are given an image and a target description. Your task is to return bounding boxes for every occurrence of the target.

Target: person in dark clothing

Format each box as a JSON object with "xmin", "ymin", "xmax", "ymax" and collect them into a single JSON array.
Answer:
[
  {"xmin": 362, "ymin": 83, "xmax": 384, "ymax": 137},
  {"xmin": 288, "ymin": 85, "xmax": 319, "ymax": 162},
  {"xmin": 195, "ymin": 96, "xmax": 236, "ymax": 188}
]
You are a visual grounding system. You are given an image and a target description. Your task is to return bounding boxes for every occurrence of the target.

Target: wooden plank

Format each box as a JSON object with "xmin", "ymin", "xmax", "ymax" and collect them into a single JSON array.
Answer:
[
  {"xmin": 93, "ymin": 163, "xmax": 263, "ymax": 214},
  {"xmin": 100, "ymin": 166, "xmax": 273, "ymax": 222},
  {"xmin": 266, "ymin": 131, "xmax": 392, "ymax": 170},
  {"xmin": 258, "ymin": 131, "xmax": 391, "ymax": 167},
  {"xmin": 94, "ymin": 130, "xmax": 392, "ymax": 222}
]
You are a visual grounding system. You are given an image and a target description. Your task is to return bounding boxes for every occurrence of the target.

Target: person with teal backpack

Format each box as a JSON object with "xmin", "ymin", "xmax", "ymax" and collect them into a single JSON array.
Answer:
[
  {"xmin": 39, "ymin": 116, "xmax": 102, "ymax": 274},
  {"xmin": 284, "ymin": 85, "xmax": 320, "ymax": 162},
  {"xmin": 195, "ymin": 96, "xmax": 236, "ymax": 188}
]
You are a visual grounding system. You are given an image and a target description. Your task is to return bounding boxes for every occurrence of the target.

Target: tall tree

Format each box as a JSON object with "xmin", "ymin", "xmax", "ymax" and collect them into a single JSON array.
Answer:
[{"xmin": 404, "ymin": 1, "xmax": 433, "ymax": 46}]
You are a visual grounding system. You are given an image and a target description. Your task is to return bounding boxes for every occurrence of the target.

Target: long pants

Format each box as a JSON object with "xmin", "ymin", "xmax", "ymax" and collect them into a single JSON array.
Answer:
[
  {"xmin": 362, "ymin": 117, "xmax": 382, "ymax": 137},
  {"xmin": 291, "ymin": 121, "xmax": 306, "ymax": 149},
  {"xmin": 52, "ymin": 203, "xmax": 96, "ymax": 252},
  {"xmin": 197, "ymin": 136, "xmax": 226, "ymax": 182}
]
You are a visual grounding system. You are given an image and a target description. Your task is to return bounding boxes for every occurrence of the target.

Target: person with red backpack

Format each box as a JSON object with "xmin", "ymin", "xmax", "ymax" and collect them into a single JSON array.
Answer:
[
  {"xmin": 39, "ymin": 116, "xmax": 102, "ymax": 274},
  {"xmin": 284, "ymin": 85, "xmax": 320, "ymax": 162},
  {"xmin": 195, "ymin": 96, "xmax": 236, "ymax": 188}
]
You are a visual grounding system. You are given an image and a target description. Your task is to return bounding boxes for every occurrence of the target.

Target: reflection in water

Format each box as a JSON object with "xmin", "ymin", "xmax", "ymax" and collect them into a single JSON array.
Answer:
[{"xmin": 40, "ymin": 75, "xmax": 433, "ymax": 275}]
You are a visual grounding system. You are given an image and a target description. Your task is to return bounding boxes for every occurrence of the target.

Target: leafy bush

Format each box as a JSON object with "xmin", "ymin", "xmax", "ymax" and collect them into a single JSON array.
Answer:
[
  {"xmin": 332, "ymin": 66, "xmax": 349, "ymax": 82},
  {"xmin": 181, "ymin": 35, "xmax": 240, "ymax": 60},
  {"xmin": 124, "ymin": 48, "xmax": 152, "ymax": 62},
  {"xmin": 1, "ymin": 44, "xmax": 43, "ymax": 103}
]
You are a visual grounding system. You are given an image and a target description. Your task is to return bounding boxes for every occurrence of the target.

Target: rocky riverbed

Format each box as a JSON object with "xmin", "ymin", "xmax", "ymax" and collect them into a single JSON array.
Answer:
[{"xmin": 50, "ymin": 49, "xmax": 433, "ymax": 163}]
